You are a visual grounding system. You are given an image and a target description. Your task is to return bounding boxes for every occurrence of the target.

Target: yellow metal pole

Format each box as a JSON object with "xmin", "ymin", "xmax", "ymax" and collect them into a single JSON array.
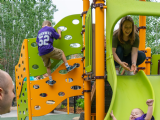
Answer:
[
  {"xmin": 138, "ymin": 0, "xmax": 146, "ymax": 73},
  {"xmin": 25, "ymin": 39, "xmax": 32, "ymax": 120},
  {"xmin": 95, "ymin": 0, "xmax": 105, "ymax": 120},
  {"xmin": 82, "ymin": 0, "xmax": 91, "ymax": 120},
  {"xmin": 145, "ymin": 47, "xmax": 151, "ymax": 75},
  {"xmin": 67, "ymin": 98, "xmax": 69, "ymax": 114},
  {"xmin": 67, "ymin": 78, "xmax": 69, "ymax": 114},
  {"xmin": 139, "ymin": 17, "xmax": 146, "ymax": 50}
]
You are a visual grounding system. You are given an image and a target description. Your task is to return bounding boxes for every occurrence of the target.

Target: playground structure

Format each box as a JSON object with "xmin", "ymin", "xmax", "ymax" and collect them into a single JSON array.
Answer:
[
  {"xmin": 15, "ymin": 0, "xmax": 160, "ymax": 120},
  {"xmin": 15, "ymin": 14, "xmax": 84, "ymax": 120}
]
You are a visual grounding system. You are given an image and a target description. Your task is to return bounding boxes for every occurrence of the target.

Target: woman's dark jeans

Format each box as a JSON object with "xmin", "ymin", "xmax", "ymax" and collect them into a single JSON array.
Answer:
[{"xmin": 114, "ymin": 46, "xmax": 146, "ymax": 67}]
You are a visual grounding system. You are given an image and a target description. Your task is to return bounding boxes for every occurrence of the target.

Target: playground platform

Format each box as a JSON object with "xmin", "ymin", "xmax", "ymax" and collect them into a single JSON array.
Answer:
[{"xmin": 0, "ymin": 107, "xmax": 80, "ymax": 120}]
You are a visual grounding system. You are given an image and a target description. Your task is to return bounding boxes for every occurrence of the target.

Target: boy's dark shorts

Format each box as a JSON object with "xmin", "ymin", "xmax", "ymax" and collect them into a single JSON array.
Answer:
[{"xmin": 41, "ymin": 47, "xmax": 63, "ymax": 67}]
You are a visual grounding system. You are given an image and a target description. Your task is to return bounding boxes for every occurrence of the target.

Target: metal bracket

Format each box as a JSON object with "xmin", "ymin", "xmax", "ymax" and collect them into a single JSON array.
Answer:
[
  {"xmin": 81, "ymin": 57, "xmax": 85, "ymax": 62},
  {"xmin": 93, "ymin": 0, "xmax": 105, "ymax": 4},
  {"xmin": 145, "ymin": 61, "xmax": 152, "ymax": 64},
  {"xmin": 82, "ymin": 90, "xmax": 91, "ymax": 94},
  {"xmin": 146, "ymin": 57, "xmax": 152, "ymax": 60},
  {"xmin": 137, "ymin": 26, "xmax": 146, "ymax": 31},
  {"xmin": 81, "ymin": 29, "xmax": 85, "ymax": 35},
  {"xmin": 82, "ymin": 72, "xmax": 94, "ymax": 81},
  {"xmin": 92, "ymin": 3, "xmax": 105, "ymax": 9},
  {"xmin": 82, "ymin": 73, "xmax": 86, "ymax": 78},
  {"xmin": 83, "ymin": 75, "xmax": 106, "ymax": 81},
  {"xmin": 81, "ymin": 47, "xmax": 85, "ymax": 53},
  {"xmin": 82, "ymin": 72, "xmax": 93, "ymax": 78},
  {"xmin": 81, "ymin": 11, "xmax": 88, "ymax": 17},
  {"xmin": 137, "ymin": 67, "xmax": 146, "ymax": 70},
  {"xmin": 94, "ymin": 76, "xmax": 106, "ymax": 79},
  {"xmin": 85, "ymin": 72, "xmax": 93, "ymax": 76},
  {"xmin": 84, "ymin": 77, "xmax": 95, "ymax": 81},
  {"xmin": 141, "ymin": 50, "xmax": 147, "ymax": 53}
]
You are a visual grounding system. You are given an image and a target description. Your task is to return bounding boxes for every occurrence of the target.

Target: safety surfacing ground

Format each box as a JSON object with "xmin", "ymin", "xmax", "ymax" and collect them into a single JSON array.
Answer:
[{"xmin": 0, "ymin": 109, "xmax": 80, "ymax": 120}]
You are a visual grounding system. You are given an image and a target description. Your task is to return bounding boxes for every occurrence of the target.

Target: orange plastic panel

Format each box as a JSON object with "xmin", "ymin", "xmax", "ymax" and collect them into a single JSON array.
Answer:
[
  {"xmin": 15, "ymin": 39, "xmax": 29, "ymax": 98},
  {"xmin": 30, "ymin": 58, "xmax": 84, "ymax": 116}
]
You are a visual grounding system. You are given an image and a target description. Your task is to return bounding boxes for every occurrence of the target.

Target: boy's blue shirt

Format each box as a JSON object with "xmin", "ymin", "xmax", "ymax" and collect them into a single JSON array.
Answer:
[{"xmin": 36, "ymin": 26, "xmax": 59, "ymax": 56}]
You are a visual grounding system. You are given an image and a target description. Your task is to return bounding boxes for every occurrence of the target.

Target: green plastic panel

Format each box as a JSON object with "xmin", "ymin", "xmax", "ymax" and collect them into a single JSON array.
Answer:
[
  {"xmin": 109, "ymin": 71, "xmax": 154, "ymax": 120},
  {"xmin": 85, "ymin": 7, "xmax": 92, "ymax": 73},
  {"xmin": 151, "ymin": 54, "xmax": 160, "ymax": 75},
  {"xmin": 28, "ymin": 14, "xmax": 82, "ymax": 76},
  {"xmin": 105, "ymin": 0, "xmax": 160, "ymax": 120},
  {"xmin": 148, "ymin": 76, "xmax": 160, "ymax": 120},
  {"xmin": 17, "ymin": 82, "xmax": 29, "ymax": 120}
]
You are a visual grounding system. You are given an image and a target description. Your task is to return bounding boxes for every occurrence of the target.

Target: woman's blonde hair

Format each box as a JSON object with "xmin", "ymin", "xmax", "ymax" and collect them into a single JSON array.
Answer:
[{"xmin": 113, "ymin": 16, "xmax": 136, "ymax": 45}]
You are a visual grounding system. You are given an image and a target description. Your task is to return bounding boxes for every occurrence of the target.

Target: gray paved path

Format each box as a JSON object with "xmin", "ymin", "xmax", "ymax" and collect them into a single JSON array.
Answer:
[{"xmin": 0, "ymin": 109, "xmax": 80, "ymax": 120}]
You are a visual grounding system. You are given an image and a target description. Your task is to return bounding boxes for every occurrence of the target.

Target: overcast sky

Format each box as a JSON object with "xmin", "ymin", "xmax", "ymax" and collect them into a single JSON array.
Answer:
[
  {"xmin": 52, "ymin": 0, "xmax": 84, "ymax": 24},
  {"xmin": 52, "ymin": 0, "xmax": 160, "ymax": 29}
]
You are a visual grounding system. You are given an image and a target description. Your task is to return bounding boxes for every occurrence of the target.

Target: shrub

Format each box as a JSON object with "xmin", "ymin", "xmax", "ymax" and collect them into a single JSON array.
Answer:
[
  {"xmin": 60, "ymin": 104, "xmax": 66, "ymax": 109},
  {"xmin": 76, "ymin": 98, "xmax": 84, "ymax": 110}
]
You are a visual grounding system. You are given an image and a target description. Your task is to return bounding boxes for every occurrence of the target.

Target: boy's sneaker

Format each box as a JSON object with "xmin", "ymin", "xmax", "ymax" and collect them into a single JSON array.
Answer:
[
  {"xmin": 66, "ymin": 65, "xmax": 76, "ymax": 72},
  {"xmin": 47, "ymin": 80, "xmax": 56, "ymax": 86}
]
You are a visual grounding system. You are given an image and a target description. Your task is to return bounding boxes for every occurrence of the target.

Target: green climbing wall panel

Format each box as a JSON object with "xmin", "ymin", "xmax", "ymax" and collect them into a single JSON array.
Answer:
[
  {"xmin": 85, "ymin": 7, "xmax": 92, "ymax": 73},
  {"xmin": 17, "ymin": 81, "xmax": 29, "ymax": 120},
  {"xmin": 28, "ymin": 14, "xmax": 83, "ymax": 76},
  {"xmin": 151, "ymin": 54, "xmax": 160, "ymax": 75}
]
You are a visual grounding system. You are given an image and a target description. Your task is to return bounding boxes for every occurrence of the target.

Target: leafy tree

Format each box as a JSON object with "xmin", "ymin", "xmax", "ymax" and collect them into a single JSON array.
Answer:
[
  {"xmin": 131, "ymin": 15, "xmax": 160, "ymax": 55},
  {"xmin": 131, "ymin": 0, "xmax": 160, "ymax": 55},
  {"xmin": 0, "ymin": 1, "xmax": 57, "ymax": 83}
]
